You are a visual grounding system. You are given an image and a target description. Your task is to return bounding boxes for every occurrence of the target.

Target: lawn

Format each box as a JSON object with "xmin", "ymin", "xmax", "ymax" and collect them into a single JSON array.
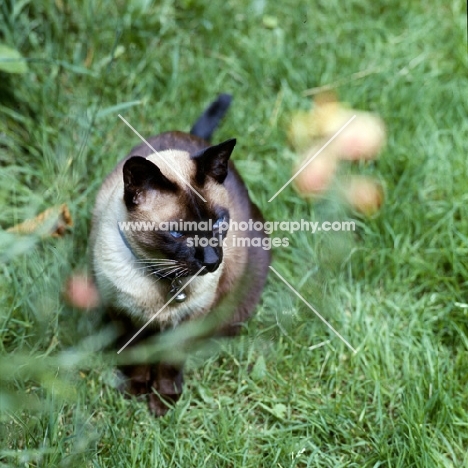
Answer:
[{"xmin": 1, "ymin": 0, "xmax": 467, "ymax": 466}]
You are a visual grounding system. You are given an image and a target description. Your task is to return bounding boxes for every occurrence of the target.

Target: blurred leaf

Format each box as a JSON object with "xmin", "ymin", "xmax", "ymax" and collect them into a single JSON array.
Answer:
[
  {"xmin": 127, "ymin": 0, "xmax": 153, "ymax": 14},
  {"xmin": 260, "ymin": 402, "xmax": 288, "ymax": 420},
  {"xmin": 0, "ymin": 44, "xmax": 28, "ymax": 74},
  {"xmin": 251, "ymin": 354, "xmax": 267, "ymax": 380},
  {"xmin": 0, "ymin": 390, "xmax": 41, "ymax": 412},
  {"xmin": 271, "ymin": 403, "xmax": 287, "ymax": 419},
  {"xmin": 0, "ymin": 231, "xmax": 37, "ymax": 262},
  {"xmin": 97, "ymin": 45, "xmax": 125, "ymax": 69},
  {"xmin": 262, "ymin": 15, "xmax": 278, "ymax": 29},
  {"xmin": 94, "ymin": 100, "xmax": 142, "ymax": 120},
  {"xmin": 197, "ymin": 385, "xmax": 215, "ymax": 404}
]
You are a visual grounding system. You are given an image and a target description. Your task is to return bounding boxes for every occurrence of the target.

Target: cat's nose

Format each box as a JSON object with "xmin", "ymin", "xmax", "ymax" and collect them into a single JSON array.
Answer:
[{"xmin": 201, "ymin": 246, "xmax": 220, "ymax": 272}]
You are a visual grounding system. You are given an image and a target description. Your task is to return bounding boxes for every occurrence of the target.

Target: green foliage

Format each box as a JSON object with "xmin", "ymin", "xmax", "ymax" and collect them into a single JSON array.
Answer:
[
  {"xmin": 0, "ymin": 44, "xmax": 28, "ymax": 73},
  {"xmin": 1, "ymin": 0, "xmax": 467, "ymax": 466}
]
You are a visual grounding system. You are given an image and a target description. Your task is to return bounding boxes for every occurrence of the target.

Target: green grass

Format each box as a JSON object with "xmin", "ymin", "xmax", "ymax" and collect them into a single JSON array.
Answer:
[{"xmin": 1, "ymin": 0, "xmax": 468, "ymax": 466}]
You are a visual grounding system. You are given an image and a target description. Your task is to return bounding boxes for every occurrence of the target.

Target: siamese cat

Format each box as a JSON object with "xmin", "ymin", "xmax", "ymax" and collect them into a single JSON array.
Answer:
[{"xmin": 91, "ymin": 94, "xmax": 270, "ymax": 416}]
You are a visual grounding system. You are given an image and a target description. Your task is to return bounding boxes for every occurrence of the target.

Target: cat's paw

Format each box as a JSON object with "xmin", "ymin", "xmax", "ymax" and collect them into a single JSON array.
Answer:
[
  {"xmin": 147, "ymin": 363, "xmax": 184, "ymax": 417},
  {"xmin": 148, "ymin": 392, "xmax": 178, "ymax": 417}
]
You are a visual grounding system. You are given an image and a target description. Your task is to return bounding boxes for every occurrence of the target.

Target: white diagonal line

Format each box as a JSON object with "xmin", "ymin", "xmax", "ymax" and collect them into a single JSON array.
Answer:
[
  {"xmin": 269, "ymin": 266, "xmax": 357, "ymax": 354},
  {"xmin": 118, "ymin": 114, "xmax": 207, "ymax": 202},
  {"xmin": 268, "ymin": 115, "xmax": 356, "ymax": 202},
  {"xmin": 117, "ymin": 266, "xmax": 206, "ymax": 354}
]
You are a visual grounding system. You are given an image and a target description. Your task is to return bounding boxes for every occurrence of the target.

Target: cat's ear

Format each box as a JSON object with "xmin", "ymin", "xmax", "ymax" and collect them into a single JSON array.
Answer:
[
  {"xmin": 123, "ymin": 156, "xmax": 176, "ymax": 207},
  {"xmin": 191, "ymin": 138, "xmax": 236, "ymax": 184}
]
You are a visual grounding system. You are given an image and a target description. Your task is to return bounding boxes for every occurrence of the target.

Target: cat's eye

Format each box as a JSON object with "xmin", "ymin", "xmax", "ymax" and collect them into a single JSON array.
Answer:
[
  {"xmin": 213, "ymin": 216, "xmax": 227, "ymax": 231},
  {"xmin": 169, "ymin": 231, "xmax": 183, "ymax": 238}
]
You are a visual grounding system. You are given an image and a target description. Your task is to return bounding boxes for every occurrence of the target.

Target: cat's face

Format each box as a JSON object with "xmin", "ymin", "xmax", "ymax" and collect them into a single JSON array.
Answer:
[{"xmin": 120, "ymin": 139, "xmax": 236, "ymax": 279}]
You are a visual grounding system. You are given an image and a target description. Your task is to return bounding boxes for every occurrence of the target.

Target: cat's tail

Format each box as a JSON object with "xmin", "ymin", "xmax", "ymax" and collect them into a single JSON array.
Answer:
[{"xmin": 190, "ymin": 94, "xmax": 232, "ymax": 142}]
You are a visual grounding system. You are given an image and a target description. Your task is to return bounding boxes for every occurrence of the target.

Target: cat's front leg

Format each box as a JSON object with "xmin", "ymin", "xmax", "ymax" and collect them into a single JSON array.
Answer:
[
  {"xmin": 116, "ymin": 364, "xmax": 152, "ymax": 397},
  {"xmin": 148, "ymin": 362, "xmax": 184, "ymax": 417},
  {"xmin": 116, "ymin": 362, "xmax": 184, "ymax": 416}
]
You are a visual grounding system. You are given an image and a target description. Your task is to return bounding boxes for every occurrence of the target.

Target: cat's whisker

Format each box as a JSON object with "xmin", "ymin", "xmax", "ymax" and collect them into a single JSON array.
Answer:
[
  {"xmin": 134, "ymin": 264, "xmax": 179, "ymax": 273},
  {"xmin": 162, "ymin": 266, "xmax": 184, "ymax": 277},
  {"xmin": 151, "ymin": 266, "xmax": 183, "ymax": 276},
  {"xmin": 175, "ymin": 268, "xmax": 189, "ymax": 278},
  {"xmin": 134, "ymin": 259, "xmax": 178, "ymax": 266},
  {"xmin": 150, "ymin": 262, "xmax": 181, "ymax": 268},
  {"xmin": 134, "ymin": 258, "xmax": 182, "ymax": 270},
  {"xmin": 147, "ymin": 264, "xmax": 183, "ymax": 277},
  {"xmin": 140, "ymin": 267, "xmax": 168, "ymax": 282}
]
